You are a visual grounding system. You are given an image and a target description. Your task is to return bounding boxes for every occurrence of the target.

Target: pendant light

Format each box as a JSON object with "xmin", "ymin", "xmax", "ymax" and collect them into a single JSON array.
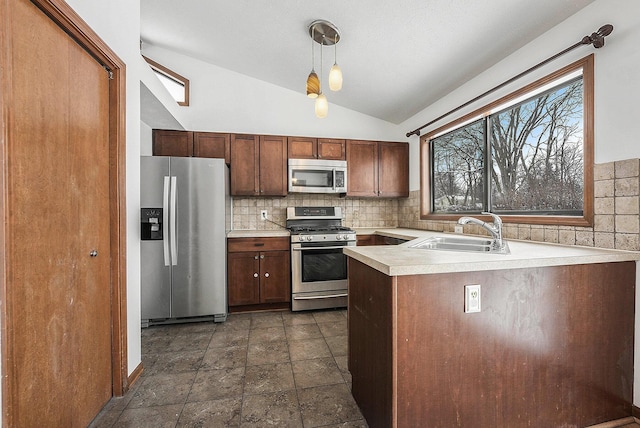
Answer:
[
  {"xmin": 307, "ymin": 20, "xmax": 341, "ymax": 118},
  {"xmin": 315, "ymin": 43, "xmax": 328, "ymax": 118},
  {"xmin": 329, "ymin": 34, "xmax": 342, "ymax": 91},
  {"xmin": 306, "ymin": 28, "xmax": 320, "ymax": 98}
]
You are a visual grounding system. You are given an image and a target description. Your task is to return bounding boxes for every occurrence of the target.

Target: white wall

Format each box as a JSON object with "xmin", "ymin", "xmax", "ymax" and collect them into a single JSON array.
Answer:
[
  {"xmin": 400, "ymin": 0, "xmax": 640, "ymax": 191},
  {"xmin": 64, "ymin": 0, "xmax": 143, "ymax": 377},
  {"xmin": 140, "ymin": 45, "xmax": 403, "ymax": 144}
]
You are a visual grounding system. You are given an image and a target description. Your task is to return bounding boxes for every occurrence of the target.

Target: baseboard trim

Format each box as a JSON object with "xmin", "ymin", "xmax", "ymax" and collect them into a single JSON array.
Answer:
[
  {"xmin": 586, "ymin": 416, "xmax": 637, "ymax": 427},
  {"xmin": 633, "ymin": 405, "xmax": 640, "ymax": 419},
  {"xmin": 124, "ymin": 362, "xmax": 144, "ymax": 394}
]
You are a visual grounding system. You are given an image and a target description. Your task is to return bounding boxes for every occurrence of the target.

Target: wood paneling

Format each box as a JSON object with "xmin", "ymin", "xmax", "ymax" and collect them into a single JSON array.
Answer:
[{"xmin": 348, "ymin": 259, "xmax": 635, "ymax": 427}]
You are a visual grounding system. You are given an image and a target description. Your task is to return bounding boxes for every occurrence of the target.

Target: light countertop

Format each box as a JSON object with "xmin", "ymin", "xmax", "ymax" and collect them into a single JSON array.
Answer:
[
  {"xmin": 344, "ymin": 230, "xmax": 640, "ymax": 276},
  {"xmin": 227, "ymin": 229, "xmax": 290, "ymax": 238}
]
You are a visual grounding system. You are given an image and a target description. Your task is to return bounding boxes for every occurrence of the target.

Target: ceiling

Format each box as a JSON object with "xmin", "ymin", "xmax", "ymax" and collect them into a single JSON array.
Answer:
[{"xmin": 140, "ymin": 0, "xmax": 595, "ymax": 124}]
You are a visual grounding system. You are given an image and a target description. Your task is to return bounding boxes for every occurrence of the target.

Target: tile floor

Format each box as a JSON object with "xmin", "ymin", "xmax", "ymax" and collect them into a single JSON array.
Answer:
[{"xmin": 89, "ymin": 309, "xmax": 368, "ymax": 427}]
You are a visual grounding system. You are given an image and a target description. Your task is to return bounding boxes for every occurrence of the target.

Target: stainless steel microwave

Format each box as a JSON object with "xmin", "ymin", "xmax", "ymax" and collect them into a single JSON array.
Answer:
[{"xmin": 288, "ymin": 159, "xmax": 347, "ymax": 194}]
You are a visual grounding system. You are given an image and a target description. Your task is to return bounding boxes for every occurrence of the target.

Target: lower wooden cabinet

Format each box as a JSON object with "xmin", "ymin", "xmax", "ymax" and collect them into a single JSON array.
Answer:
[{"xmin": 227, "ymin": 237, "xmax": 291, "ymax": 311}]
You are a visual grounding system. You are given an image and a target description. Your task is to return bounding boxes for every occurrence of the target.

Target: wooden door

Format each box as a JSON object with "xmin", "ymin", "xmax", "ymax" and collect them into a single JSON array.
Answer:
[
  {"xmin": 318, "ymin": 138, "xmax": 346, "ymax": 160},
  {"xmin": 378, "ymin": 142, "xmax": 409, "ymax": 197},
  {"xmin": 5, "ymin": 0, "xmax": 113, "ymax": 425},
  {"xmin": 260, "ymin": 251, "xmax": 291, "ymax": 303},
  {"xmin": 152, "ymin": 129, "xmax": 194, "ymax": 156},
  {"xmin": 259, "ymin": 135, "xmax": 288, "ymax": 196},
  {"xmin": 227, "ymin": 252, "xmax": 260, "ymax": 306},
  {"xmin": 193, "ymin": 132, "xmax": 230, "ymax": 163},
  {"xmin": 346, "ymin": 140, "xmax": 379, "ymax": 197},
  {"xmin": 230, "ymin": 134, "xmax": 259, "ymax": 195}
]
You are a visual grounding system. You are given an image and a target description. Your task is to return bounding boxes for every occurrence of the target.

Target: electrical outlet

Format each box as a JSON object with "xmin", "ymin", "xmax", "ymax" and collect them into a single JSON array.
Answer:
[
  {"xmin": 454, "ymin": 225, "xmax": 464, "ymax": 234},
  {"xmin": 260, "ymin": 210, "xmax": 268, "ymax": 221},
  {"xmin": 464, "ymin": 284, "xmax": 481, "ymax": 313}
]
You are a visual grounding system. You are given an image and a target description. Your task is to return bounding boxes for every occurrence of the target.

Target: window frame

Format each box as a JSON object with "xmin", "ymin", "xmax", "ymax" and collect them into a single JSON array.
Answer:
[
  {"xmin": 420, "ymin": 55, "xmax": 594, "ymax": 227},
  {"xmin": 143, "ymin": 55, "xmax": 190, "ymax": 106}
]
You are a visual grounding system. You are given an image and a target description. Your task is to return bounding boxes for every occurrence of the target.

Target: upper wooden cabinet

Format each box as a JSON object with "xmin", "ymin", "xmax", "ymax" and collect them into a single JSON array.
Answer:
[
  {"xmin": 346, "ymin": 140, "xmax": 409, "ymax": 198},
  {"xmin": 152, "ymin": 129, "xmax": 230, "ymax": 163},
  {"xmin": 231, "ymin": 134, "xmax": 287, "ymax": 196},
  {"xmin": 153, "ymin": 130, "xmax": 193, "ymax": 157},
  {"xmin": 288, "ymin": 137, "xmax": 345, "ymax": 160},
  {"xmin": 193, "ymin": 132, "xmax": 230, "ymax": 163}
]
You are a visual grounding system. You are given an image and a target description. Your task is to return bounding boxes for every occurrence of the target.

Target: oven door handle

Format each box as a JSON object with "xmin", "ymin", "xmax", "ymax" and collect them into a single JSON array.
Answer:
[
  {"xmin": 293, "ymin": 293, "xmax": 348, "ymax": 300},
  {"xmin": 291, "ymin": 246, "xmax": 350, "ymax": 251}
]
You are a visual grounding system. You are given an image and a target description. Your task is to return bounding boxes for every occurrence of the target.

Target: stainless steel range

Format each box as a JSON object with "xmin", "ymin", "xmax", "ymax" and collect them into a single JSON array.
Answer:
[{"xmin": 287, "ymin": 206, "xmax": 356, "ymax": 311}]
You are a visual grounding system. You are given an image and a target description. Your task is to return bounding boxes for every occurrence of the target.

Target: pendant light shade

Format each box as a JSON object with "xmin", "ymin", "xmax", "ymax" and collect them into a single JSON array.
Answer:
[
  {"xmin": 329, "ymin": 64, "xmax": 342, "ymax": 91},
  {"xmin": 315, "ymin": 93, "xmax": 328, "ymax": 118},
  {"xmin": 306, "ymin": 71, "xmax": 320, "ymax": 98}
]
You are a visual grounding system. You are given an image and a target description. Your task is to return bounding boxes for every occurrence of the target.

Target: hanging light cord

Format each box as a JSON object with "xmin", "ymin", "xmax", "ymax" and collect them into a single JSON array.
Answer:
[{"xmin": 406, "ymin": 24, "xmax": 614, "ymax": 138}]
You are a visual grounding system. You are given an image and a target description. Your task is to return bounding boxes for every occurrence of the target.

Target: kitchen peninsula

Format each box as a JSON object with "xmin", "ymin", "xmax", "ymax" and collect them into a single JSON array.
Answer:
[{"xmin": 343, "ymin": 234, "xmax": 639, "ymax": 428}]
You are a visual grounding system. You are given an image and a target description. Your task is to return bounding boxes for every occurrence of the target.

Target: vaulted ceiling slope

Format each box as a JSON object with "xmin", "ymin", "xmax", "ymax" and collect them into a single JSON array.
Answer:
[{"xmin": 140, "ymin": 0, "xmax": 595, "ymax": 124}]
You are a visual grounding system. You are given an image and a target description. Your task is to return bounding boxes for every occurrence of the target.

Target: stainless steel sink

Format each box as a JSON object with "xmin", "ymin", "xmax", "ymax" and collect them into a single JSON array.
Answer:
[{"xmin": 409, "ymin": 236, "xmax": 510, "ymax": 254}]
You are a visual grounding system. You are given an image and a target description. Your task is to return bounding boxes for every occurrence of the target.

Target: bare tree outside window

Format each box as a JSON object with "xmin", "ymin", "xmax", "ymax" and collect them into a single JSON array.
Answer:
[
  {"xmin": 491, "ymin": 78, "xmax": 583, "ymax": 214},
  {"xmin": 430, "ymin": 77, "xmax": 584, "ymax": 216}
]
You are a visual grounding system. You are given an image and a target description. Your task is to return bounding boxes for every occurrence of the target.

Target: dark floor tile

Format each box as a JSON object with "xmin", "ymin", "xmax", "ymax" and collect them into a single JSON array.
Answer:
[
  {"xmin": 247, "ymin": 340, "xmax": 290, "ymax": 366},
  {"xmin": 288, "ymin": 338, "xmax": 332, "ymax": 361},
  {"xmin": 112, "ymin": 404, "xmax": 182, "ymax": 428},
  {"xmin": 88, "ymin": 408, "xmax": 122, "ymax": 428},
  {"xmin": 250, "ymin": 312, "xmax": 284, "ymax": 329},
  {"xmin": 282, "ymin": 311, "xmax": 317, "ymax": 326},
  {"xmin": 292, "ymin": 357, "xmax": 345, "ymax": 389},
  {"xmin": 318, "ymin": 319, "xmax": 347, "ymax": 337},
  {"xmin": 209, "ymin": 328, "xmax": 250, "ymax": 348},
  {"xmin": 217, "ymin": 314, "xmax": 252, "ymax": 331},
  {"xmin": 334, "ymin": 355, "xmax": 353, "ymax": 386},
  {"xmin": 200, "ymin": 345, "xmax": 247, "ymax": 370},
  {"xmin": 187, "ymin": 367, "xmax": 245, "ymax": 402},
  {"xmin": 285, "ymin": 323, "xmax": 324, "ymax": 341},
  {"xmin": 248, "ymin": 325, "xmax": 287, "ymax": 344},
  {"xmin": 298, "ymin": 384, "xmax": 364, "ymax": 427},
  {"xmin": 141, "ymin": 334, "xmax": 172, "ymax": 355},
  {"xmin": 145, "ymin": 349, "xmax": 205, "ymax": 375},
  {"xmin": 312, "ymin": 309, "xmax": 347, "ymax": 324},
  {"xmin": 127, "ymin": 372, "xmax": 195, "ymax": 408},
  {"xmin": 241, "ymin": 390, "xmax": 303, "ymax": 427},
  {"xmin": 176, "ymin": 396, "xmax": 242, "ymax": 427},
  {"xmin": 321, "ymin": 420, "xmax": 369, "ymax": 428},
  {"xmin": 167, "ymin": 331, "xmax": 213, "ymax": 352},
  {"xmin": 244, "ymin": 362, "xmax": 295, "ymax": 395},
  {"xmin": 325, "ymin": 335, "xmax": 348, "ymax": 357},
  {"xmin": 164, "ymin": 321, "xmax": 217, "ymax": 335}
]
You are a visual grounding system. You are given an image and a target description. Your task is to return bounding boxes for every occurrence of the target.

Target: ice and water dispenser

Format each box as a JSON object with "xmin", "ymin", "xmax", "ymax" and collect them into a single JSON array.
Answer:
[{"xmin": 141, "ymin": 208, "xmax": 163, "ymax": 240}]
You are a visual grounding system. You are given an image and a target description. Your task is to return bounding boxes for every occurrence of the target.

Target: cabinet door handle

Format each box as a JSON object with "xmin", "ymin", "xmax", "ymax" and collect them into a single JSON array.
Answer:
[
  {"xmin": 264, "ymin": 272, "xmax": 270, "ymax": 278},
  {"xmin": 254, "ymin": 255, "xmax": 259, "ymax": 260},
  {"xmin": 260, "ymin": 254, "xmax": 264, "ymax": 259},
  {"xmin": 253, "ymin": 273, "xmax": 258, "ymax": 278}
]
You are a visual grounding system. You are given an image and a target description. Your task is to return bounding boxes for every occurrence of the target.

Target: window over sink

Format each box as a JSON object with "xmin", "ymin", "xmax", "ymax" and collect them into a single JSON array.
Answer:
[{"xmin": 421, "ymin": 55, "xmax": 594, "ymax": 227}]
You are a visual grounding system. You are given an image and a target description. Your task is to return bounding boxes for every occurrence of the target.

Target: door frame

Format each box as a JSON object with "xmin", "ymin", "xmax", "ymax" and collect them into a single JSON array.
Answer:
[{"xmin": 0, "ymin": 0, "xmax": 129, "ymax": 422}]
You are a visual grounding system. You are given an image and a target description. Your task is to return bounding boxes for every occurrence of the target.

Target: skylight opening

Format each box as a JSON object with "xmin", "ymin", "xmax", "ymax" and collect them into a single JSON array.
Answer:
[{"xmin": 143, "ymin": 55, "xmax": 190, "ymax": 106}]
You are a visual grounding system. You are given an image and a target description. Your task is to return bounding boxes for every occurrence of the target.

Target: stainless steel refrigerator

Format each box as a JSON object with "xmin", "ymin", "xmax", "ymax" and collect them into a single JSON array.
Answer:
[{"xmin": 140, "ymin": 156, "xmax": 229, "ymax": 327}]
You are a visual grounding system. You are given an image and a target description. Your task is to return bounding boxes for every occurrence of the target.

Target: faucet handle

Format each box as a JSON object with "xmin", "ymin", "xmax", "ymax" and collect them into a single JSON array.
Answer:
[{"xmin": 481, "ymin": 212, "xmax": 502, "ymax": 225}]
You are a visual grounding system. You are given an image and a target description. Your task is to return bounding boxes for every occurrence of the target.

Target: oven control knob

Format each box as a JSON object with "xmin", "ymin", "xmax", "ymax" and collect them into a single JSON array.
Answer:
[
  {"xmin": 336, "ymin": 235, "xmax": 342, "ymax": 240},
  {"xmin": 344, "ymin": 234, "xmax": 352, "ymax": 240},
  {"xmin": 306, "ymin": 236, "xmax": 313, "ymax": 241}
]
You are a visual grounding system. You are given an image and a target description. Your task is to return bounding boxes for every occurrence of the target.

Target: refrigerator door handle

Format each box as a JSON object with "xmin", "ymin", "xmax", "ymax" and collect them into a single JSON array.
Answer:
[
  {"xmin": 169, "ymin": 176, "xmax": 178, "ymax": 266},
  {"xmin": 162, "ymin": 176, "xmax": 171, "ymax": 266}
]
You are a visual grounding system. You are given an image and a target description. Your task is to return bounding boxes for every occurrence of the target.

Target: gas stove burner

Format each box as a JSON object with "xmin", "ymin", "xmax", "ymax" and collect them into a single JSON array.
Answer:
[{"xmin": 289, "ymin": 225, "xmax": 354, "ymax": 234}]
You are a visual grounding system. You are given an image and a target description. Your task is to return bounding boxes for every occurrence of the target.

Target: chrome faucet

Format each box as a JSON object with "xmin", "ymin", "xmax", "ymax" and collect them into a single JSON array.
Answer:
[{"xmin": 458, "ymin": 212, "xmax": 506, "ymax": 252}]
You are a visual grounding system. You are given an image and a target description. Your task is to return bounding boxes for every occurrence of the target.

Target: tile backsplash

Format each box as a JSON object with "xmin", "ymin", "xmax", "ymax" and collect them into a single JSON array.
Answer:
[
  {"xmin": 233, "ymin": 159, "xmax": 640, "ymax": 251},
  {"xmin": 232, "ymin": 194, "xmax": 399, "ymax": 230}
]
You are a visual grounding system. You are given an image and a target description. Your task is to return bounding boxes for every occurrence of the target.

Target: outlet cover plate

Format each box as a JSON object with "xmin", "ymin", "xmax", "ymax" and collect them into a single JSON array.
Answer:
[{"xmin": 465, "ymin": 284, "xmax": 481, "ymax": 313}]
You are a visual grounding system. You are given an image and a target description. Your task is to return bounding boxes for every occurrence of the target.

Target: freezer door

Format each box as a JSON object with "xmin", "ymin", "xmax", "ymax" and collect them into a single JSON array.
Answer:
[
  {"xmin": 170, "ymin": 157, "xmax": 228, "ymax": 318},
  {"xmin": 140, "ymin": 156, "xmax": 172, "ymax": 320}
]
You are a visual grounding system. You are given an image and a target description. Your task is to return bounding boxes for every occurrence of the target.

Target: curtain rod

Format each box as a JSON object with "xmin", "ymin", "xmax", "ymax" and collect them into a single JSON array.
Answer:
[{"xmin": 406, "ymin": 24, "xmax": 614, "ymax": 138}]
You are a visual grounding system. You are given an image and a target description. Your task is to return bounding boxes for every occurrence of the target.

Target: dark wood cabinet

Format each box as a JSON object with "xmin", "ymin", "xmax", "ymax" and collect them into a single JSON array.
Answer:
[
  {"xmin": 227, "ymin": 237, "xmax": 291, "ymax": 311},
  {"xmin": 152, "ymin": 129, "xmax": 193, "ymax": 157},
  {"xmin": 288, "ymin": 137, "xmax": 345, "ymax": 160},
  {"xmin": 346, "ymin": 140, "xmax": 378, "ymax": 197},
  {"xmin": 231, "ymin": 134, "xmax": 287, "ymax": 196},
  {"xmin": 346, "ymin": 140, "xmax": 409, "ymax": 198},
  {"xmin": 193, "ymin": 132, "xmax": 230, "ymax": 163},
  {"xmin": 153, "ymin": 129, "xmax": 230, "ymax": 163}
]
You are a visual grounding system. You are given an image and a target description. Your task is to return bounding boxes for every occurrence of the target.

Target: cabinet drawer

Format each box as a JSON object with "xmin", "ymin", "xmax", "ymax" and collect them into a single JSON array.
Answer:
[{"xmin": 228, "ymin": 237, "xmax": 290, "ymax": 252}]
